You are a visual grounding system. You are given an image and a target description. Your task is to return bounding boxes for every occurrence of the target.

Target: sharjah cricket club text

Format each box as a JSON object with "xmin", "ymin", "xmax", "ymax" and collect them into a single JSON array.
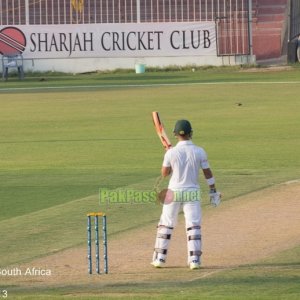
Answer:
[{"xmin": 30, "ymin": 30, "xmax": 212, "ymax": 56}]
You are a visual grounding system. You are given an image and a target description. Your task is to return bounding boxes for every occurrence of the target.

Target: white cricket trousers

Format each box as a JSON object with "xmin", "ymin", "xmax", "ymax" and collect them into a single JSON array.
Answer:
[{"xmin": 153, "ymin": 200, "xmax": 202, "ymax": 264}]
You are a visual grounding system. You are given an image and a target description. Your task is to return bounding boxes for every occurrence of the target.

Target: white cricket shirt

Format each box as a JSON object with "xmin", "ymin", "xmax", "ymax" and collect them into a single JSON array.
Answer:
[{"xmin": 162, "ymin": 140, "xmax": 209, "ymax": 191}]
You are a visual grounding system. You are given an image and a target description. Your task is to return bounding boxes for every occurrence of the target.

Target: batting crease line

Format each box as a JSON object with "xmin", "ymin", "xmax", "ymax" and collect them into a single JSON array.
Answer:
[
  {"xmin": 187, "ymin": 269, "xmax": 226, "ymax": 281},
  {"xmin": 0, "ymin": 81, "xmax": 300, "ymax": 92}
]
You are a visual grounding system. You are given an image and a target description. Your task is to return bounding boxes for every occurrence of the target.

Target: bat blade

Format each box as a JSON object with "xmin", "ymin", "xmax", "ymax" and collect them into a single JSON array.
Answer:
[{"xmin": 152, "ymin": 111, "xmax": 172, "ymax": 151}]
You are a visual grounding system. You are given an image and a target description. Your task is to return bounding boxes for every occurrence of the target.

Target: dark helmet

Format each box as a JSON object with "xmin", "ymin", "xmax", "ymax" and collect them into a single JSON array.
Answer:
[{"xmin": 173, "ymin": 120, "xmax": 192, "ymax": 136}]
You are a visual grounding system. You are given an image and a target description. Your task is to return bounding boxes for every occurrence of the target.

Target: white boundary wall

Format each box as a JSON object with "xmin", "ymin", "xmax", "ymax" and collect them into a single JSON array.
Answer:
[{"xmin": 24, "ymin": 55, "xmax": 252, "ymax": 74}]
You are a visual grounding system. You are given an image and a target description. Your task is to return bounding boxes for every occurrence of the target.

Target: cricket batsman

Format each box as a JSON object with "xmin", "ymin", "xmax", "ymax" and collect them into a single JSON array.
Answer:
[{"xmin": 151, "ymin": 119, "xmax": 221, "ymax": 269}]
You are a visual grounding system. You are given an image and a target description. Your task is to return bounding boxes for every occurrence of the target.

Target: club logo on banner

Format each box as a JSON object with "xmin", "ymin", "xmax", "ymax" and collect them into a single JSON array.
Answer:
[
  {"xmin": 0, "ymin": 23, "xmax": 216, "ymax": 59},
  {"xmin": 0, "ymin": 27, "xmax": 26, "ymax": 55}
]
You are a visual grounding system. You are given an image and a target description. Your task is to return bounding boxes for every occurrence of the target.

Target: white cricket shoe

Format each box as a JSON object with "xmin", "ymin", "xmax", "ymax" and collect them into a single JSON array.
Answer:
[
  {"xmin": 189, "ymin": 260, "xmax": 201, "ymax": 270},
  {"xmin": 151, "ymin": 258, "xmax": 165, "ymax": 268}
]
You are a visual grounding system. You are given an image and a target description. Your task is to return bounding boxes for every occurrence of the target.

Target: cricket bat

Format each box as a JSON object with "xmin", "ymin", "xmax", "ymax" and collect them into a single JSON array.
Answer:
[{"xmin": 152, "ymin": 111, "xmax": 172, "ymax": 151}]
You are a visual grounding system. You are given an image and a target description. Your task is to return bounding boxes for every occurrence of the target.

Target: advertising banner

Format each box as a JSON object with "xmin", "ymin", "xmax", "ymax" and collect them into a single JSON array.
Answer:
[{"xmin": 0, "ymin": 22, "xmax": 216, "ymax": 59}]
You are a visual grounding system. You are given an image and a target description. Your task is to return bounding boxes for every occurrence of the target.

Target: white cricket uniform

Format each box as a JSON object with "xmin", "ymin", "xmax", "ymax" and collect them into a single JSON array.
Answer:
[{"xmin": 153, "ymin": 140, "xmax": 209, "ymax": 264}]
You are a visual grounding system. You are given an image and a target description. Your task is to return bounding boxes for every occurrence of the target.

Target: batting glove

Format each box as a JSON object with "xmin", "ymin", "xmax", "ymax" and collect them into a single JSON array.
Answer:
[{"xmin": 209, "ymin": 188, "xmax": 221, "ymax": 207}]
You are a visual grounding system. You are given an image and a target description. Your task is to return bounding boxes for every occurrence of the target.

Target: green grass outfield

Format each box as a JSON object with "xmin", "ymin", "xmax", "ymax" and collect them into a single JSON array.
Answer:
[{"xmin": 0, "ymin": 66, "xmax": 300, "ymax": 299}]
